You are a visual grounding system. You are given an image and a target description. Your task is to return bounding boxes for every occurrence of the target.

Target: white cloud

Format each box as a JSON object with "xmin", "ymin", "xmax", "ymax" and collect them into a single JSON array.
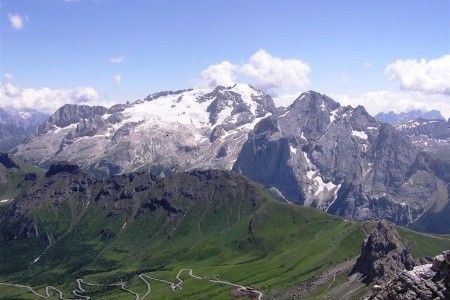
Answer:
[
  {"xmin": 332, "ymin": 91, "xmax": 450, "ymax": 119},
  {"xmin": 385, "ymin": 55, "xmax": 450, "ymax": 95},
  {"xmin": 8, "ymin": 13, "xmax": 27, "ymax": 30},
  {"xmin": 273, "ymin": 92, "xmax": 303, "ymax": 108},
  {"xmin": 195, "ymin": 61, "xmax": 237, "ymax": 88},
  {"xmin": 113, "ymin": 75, "xmax": 122, "ymax": 86},
  {"xmin": 241, "ymin": 49, "xmax": 310, "ymax": 94},
  {"xmin": 109, "ymin": 56, "xmax": 126, "ymax": 64},
  {"xmin": 4, "ymin": 73, "xmax": 13, "ymax": 82},
  {"xmin": 0, "ymin": 84, "xmax": 115, "ymax": 114},
  {"xmin": 363, "ymin": 62, "xmax": 372, "ymax": 68},
  {"xmin": 194, "ymin": 49, "xmax": 310, "ymax": 94}
]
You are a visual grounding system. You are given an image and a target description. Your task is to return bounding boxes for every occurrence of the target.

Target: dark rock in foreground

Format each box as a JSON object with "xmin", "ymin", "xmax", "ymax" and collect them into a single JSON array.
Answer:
[
  {"xmin": 367, "ymin": 250, "xmax": 450, "ymax": 300},
  {"xmin": 351, "ymin": 221, "xmax": 415, "ymax": 284}
]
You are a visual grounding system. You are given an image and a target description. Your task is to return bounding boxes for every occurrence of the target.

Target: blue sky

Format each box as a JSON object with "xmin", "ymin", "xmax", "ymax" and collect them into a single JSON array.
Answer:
[{"xmin": 1, "ymin": 0, "xmax": 449, "ymax": 117}]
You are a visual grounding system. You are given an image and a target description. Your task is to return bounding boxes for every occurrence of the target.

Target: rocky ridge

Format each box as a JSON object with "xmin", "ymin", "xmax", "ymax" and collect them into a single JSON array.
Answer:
[
  {"xmin": 351, "ymin": 221, "xmax": 415, "ymax": 284},
  {"xmin": 367, "ymin": 250, "xmax": 450, "ymax": 300}
]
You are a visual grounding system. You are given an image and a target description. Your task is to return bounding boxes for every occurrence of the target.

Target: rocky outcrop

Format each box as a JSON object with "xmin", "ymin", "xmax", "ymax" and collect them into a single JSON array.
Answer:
[
  {"xmin": 351, "ymin": 221, "xmax": 415, "ymax": 284},
  {"xmin": 367, "ymin": 250, "xmax": 450, "ymax": 300},
  {"xmin": 37, "ymin": 104, "xmax": 108, "ymax": 134},
  {"xmin": 0, "ymin": 152, "xmax": 20, "ymax": 169},
  {"xmin": 45, "ymin": 162, "xmax": 80, "ymax": 177}
]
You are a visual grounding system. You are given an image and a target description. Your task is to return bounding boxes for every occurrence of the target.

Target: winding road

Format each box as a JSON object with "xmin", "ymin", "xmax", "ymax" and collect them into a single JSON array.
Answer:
[{"xmin": 0, "ymin": 268, "xmax": 263, "ymax": 299}]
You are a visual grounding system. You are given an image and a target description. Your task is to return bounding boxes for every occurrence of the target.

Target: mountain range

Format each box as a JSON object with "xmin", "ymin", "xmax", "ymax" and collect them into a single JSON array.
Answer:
[
  {"xmin": 0, "ymin": 107, "xmax": 49, "ymax": 152},
  {"xmin": 374, "ymin": 109, "xmax": 445, "ymax": 124},
  {"xmin": 10, "ymin": 85, "xmax": 450, "ymax": 234}
]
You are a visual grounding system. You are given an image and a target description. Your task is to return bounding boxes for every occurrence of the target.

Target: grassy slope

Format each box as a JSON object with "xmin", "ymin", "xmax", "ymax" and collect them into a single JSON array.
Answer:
[
  {"xmin": 0, "ymin": 153, "xmax": 45, "ymax": 200},
  {"xmin": 0, "ymin": 170, "xmax": 449, "ymax": 299}
]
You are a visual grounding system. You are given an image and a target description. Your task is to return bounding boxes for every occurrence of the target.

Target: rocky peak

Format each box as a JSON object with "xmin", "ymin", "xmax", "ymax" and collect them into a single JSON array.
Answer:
[
  {"xmin": 288, "ymin": 91, "xmax": 340, "ymax": 113},
  {"xmin": 37, "ymin": 104, "xmax": 108, "ymax": 134},
  {"xmin": 202, "ymin": 84, "xmax": 276, "ymax": 125},
  {"xmin": 45, "ymin": 162, "xmax": 81, "ymax": 177},
  {"xmin": 351, "ymin": 221, "xmax": 415, "ymax": 284},
  {"xmin": 367, "ymin": 250, "xmax": 450, "ymax": 300}
]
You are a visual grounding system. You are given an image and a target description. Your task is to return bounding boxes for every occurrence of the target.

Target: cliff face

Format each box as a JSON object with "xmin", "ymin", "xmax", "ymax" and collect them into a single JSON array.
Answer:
[
  {"xmin": 368, "ymin": 250, "xmax": 450, "ymax": 300},
  {"xmin": 351, "ymin": 221, "xmax": 415, "ymax": 284}
]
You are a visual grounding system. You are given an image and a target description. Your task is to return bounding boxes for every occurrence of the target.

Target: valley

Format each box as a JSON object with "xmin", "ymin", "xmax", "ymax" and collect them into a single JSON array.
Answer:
[{"xmin": 0, "ymin": 156, "xmax": 449, "ymax": 299}]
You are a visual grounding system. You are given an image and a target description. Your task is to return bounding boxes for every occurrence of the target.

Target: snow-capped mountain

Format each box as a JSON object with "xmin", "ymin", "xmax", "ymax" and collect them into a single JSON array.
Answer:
[
  {"xmin": 13, "ymin": 86, "xmax": 450, "ymax": 231},
  {"xmin": 15, "ymin": 84, "xmax": 276, "ymax": 175}
]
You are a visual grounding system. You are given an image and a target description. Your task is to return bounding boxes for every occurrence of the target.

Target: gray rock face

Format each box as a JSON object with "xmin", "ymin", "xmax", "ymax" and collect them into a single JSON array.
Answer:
[
  {"xmin": 350, "ymin": 221, "xmax": 415, "ymax": 284},
  {"xmin": 368, "ymin": 250, "xmax": 450, "ymax": 300},
  {"xmin": 37, "ymin": 104, "xmax": 108, "ymax": 134},
  {"xmin": 233, "ymin": 91, "xmax": 449, "ymax": 227}
]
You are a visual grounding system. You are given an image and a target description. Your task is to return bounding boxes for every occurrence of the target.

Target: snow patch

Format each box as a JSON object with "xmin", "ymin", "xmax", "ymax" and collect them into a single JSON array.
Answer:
[
  {"xmin": 300, "ymin": 131, "xmax": 307, "ymax": 140},
  {"xmin": 314, "ymin": 176, "xmax": 338, "ymax": 196},
  {"xmin": 290, "ymin": 145, "xmax": 297, "ymax": 154},
  {"xmin": 329, "ymin": 109, "xmax": 339, "ymax": 123},
  {"xmin": 0, "ymin": 199, "xmax": 10, "ymax": 203},
  {"xmin": 306, "ymin": 170, "xmax": 315, "ymax": 180},
  {"xmin": 351, "ymin": 130, "xmax": 368, "ymax": 140}
]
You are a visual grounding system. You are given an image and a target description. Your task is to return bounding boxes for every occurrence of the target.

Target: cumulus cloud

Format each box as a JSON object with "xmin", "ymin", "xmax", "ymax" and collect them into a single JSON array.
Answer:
[
  {"xmin": 332, "ymin": 91, "xmax": 450, "ymax": 119},
  {"xmin": 385, "ymin": 55, "xmax": 450, "ymax": 95},
  {"xmin": 8, "ymin": 13, "xmax": 27, "ymax": 30},
  {"xmin": 195, "ymin": 61, "xmax": 237, "ymax": 88},
  {"xmin": 0, "ymin": 84, "xmax": 115, "ymax": 114},
  {"xmin": 241, "ymin": 49, "xmax": 310, "ymax": 94},
  {"xmin": 194, "ymin": 50, "xmax": 310, "ymax": 94},
  {"xmin": 113, "ymin": 75, "xmax": 122, "ymax": 86},
  {"xmin": 109, "ymin": 56, "xmax": 126, "ymax": 64}
]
